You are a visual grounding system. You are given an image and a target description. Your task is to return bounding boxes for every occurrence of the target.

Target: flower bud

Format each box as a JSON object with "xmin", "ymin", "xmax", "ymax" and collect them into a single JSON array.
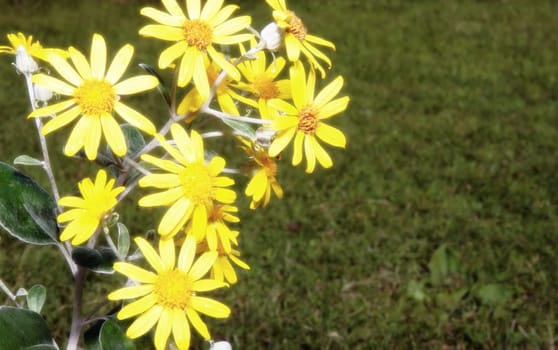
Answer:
[
  {"xmin": 34, "ymin": 84, "xmax": 53, "ymax": 103},
  {"xmin": 260, "ymin": 22, "xmax": 283, "ymax": 51},
  {"xmin": 255, "ymin": 126, "xmax": 276, "ymax": 148},
  {"xmin": 210, "ymin": 341, "xmax": 232, "ymax": 350},
  {"xmin": 15, "ymin": 46, "xmax": 38, "ymax": 74}
]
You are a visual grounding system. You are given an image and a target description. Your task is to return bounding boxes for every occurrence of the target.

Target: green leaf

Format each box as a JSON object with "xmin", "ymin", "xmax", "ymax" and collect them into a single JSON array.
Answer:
[
  {"xmin": 72, "ymin": 247, "xmax": 117, "ymax": 274},
  {"xmin": 121, "ymin": 124, "xmax": 146, "ymax": 158},
  {"xmin": 0, "ymin": 306, "xmax": 53, "ymax": 348},
  {"xmin": 221, "ymin": 118, "xmax": 256, "ymax": 139},
  {"xmin": 428, "ymin": 244, "xmax": 461, "ymax": 286},
  {"xmin": 0, "ymin": 162, "xmax": 58, "ymax": 245},
  {"xmin": 13, "ymin": 155, "xmax": 43, "ymax": 167},
  {"xmin": 139, "ymin": 63, "xmax": 170, "ymax": 107},
  {"xmin": 100, "ymin": 319, "xmax": 136, "ymax": 350},
  {"xmin": 27, "ymin": 284, "xmax": 47, "ymax": 313},
  {"xmin": 476, "ymin": 283, "xmax": 513, "ymax": 305},
  {"xmin": 117, "ymin": 223, "xmax": 130, "ymax": 258}
]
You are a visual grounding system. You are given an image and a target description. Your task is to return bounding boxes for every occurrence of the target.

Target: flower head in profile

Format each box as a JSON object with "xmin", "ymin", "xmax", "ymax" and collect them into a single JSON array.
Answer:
[
  {"xmin": 186, "ymin": 204, "xmax": 239, "ymax": 252},
  {"xmin": 28, "ymin": 34, "xmax": 158, "ymax": 160},
  {"xmin": 0, "ymin": 32, "xmax": 67, "ymax": 61},
  {"xmin": 139, "ymin": 124, "xmax": 236, "ymax": 238},
  {"xmin": 109, "ymin": 235, "xmax": 230, "ymax": 350},
  {"xmin": 239, "ymin": 137, "xmax": 283, "ymax": 208},
  {"xmin": 232, "ymin": 40, "xmax": 291, "ymax": 118},
  {"xmin": 57, "ymin": 170, "xmax": 124, "ymax": 245},
  {"xmin": 139, "ymin": 0, "xmax": 253, "ymax": 98},
  {"xmin": 197, "ymin": 230, "xmax": 249, "ymax": 285},
  {"xmin": 264, "ymin": 61, "xmax": 349, "ymax": 173},
  {"xmin": 265, "ymin": 0, "xmax": 335, "ymax": 78}
]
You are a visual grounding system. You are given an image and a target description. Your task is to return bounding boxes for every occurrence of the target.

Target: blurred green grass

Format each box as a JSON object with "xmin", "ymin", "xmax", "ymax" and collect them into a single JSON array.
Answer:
[{"xmin": 1, "ymin": 0, "xmax": 558, "ymax": 349}]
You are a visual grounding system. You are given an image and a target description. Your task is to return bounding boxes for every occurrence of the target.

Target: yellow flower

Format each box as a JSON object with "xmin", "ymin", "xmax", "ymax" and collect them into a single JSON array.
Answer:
[
  {"xmin": 265, "ymin": 0, "xmax": 335, "ymax": 78},
  {"xmin": 57, "ymin": 170, "xmax": 124, "ymax": 245},
  {"xmin": 177, "ymin": 58, "xmax": 242, "ymax": 117},
  {"xmin": 28, "ymin": 34, "xmax": 158, "ymax": 161},
  {"xmin": 139, "ymin": 124, "xmax": 236, "ymax": 238},
  {"xmin": 186, "ymin": 204, "xmax": 239, "ymax": 253},
  {"xmin": 265, "ymin": 61, "xmax": 349, "ymax": 173},
  {"xmin": 232, "ymin": 41, "xmax": 291, "ymax": 118},
  {"xmin": 139, "ymin": 0, "xmax": 253, "ymax": 97},
  {"xmin": 197, "ymin": 231, "xmax": 249, "ymax": 285},
  {"xmin": 0, "ymin": 32, "xmax": 67, "ymax": 61},
  {"xmin": 239, "ymin": 137, "xmax": 283, "ymax": 209},
  {"xmin": 108, "ymin": 236, "xmax": 230, "ymax": 350}
]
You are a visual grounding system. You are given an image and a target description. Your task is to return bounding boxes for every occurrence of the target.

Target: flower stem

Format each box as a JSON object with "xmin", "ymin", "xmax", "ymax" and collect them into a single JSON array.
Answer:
[{"xmin": 66, "ymin": 266, "xmax": 85, "ymax": 350}]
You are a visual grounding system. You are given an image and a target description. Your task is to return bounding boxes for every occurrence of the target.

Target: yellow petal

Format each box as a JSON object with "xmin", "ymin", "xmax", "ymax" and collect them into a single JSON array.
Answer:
[
  {"xmin": 101, "ymin": 115, "xmax": 127, "ymax": 157},
  {"xmin": 29, "ymin": 99, "xmax": 75, "ymax": 118},
  {"xmin": 158, "ymin": 197, "xmax": 192, "ymax": 236},
  {"xmin": 47, "ymin": 52, "xmax": 83, "ymax": 86},
  {"xmin": 159, "ymin": 41, "xmax": 188, "ymax": 68},
  {"xmin": 114, "ymin": 102, "xmax": 157, "ymax": 135},
  {"xmin": 141, "ymin": 154, "xmax": 184, "ymax": 173},
  {"xmin": 90, "ymin": 34, "xmax": 107, "ymax": 79},
  {"xmin": 126, "ymin": 305, "xmax": 163, "ymax": 338},
  {"xmin": 315, "ymin": 122, "xmax": 346, "ymax": 148},
  {"xmin": 32, "ymin": 74, "xmax": 75, "ymax": 96},
  {"xmin": 105, "ymin": 44, "xmax": 134, "ymax": 84},
  {"xmin": 207, "ymin": 46, "xmax": 240, "ymax": 80},
  {"xmin": 41, "ymin": 106, "xmax": 81, "ymax": 135},
  {"xmin": 64, "ymin": 117, "xmax": 88, "ymax": 156},
  {"xmin": 314, "ymin": 76, "xmax": 343, "ymax": 108},
  {"xmin": 135, "ymin": 237, "xmax": 166, "ymax": 273},
  {"xmin": 268, "ymin": 126, "xmax": 296, "ymax": 157},
  {"xmin": 83, "ymin": 116, "xmax": 101, "ymax": 160},
  {"xmin": 139, "ymin": 174, "xmax": 181, "ymax": 189},
  {"xmin": 319, "ymin": 96, "xmax": 349, "ymax": 120},
  {"xmin": 141, "ymin": 7, "xmax": 184, "ymax": 27},
  {"xmin": 187, "ymin": 0, "xmax": 201, "ymax": 19},
  {"xmin": 185, "ymin": 308, "xmax": 210, "ymax": 339},
  {"xmin": 68, "ymin": 47, "xmax": 92, "ymax": 80},
  {"xmin": 159, "ymin": 237, "xmax": 176, "ymax": 270},
  {"xmin": 107, "ymin": 284, "xmax": 154, "ymax": 300},
  {"xmin": 57, "ymin": 208, "xmax": 85, "ymax": 223},
  {"xmin": 154, "ymin": 309, "xmax": 173, "ymax": 350},
  {"xmin": 268, "ymin": 99, "xmax": 298, "ymax": 116},
  {"xmin": 139, "ymin": 25, "xmax": 185, "ymax": 42},
  {"xmin": 201, "ymin": 0, "xmax": 223, "ymax": 20},
  {"xmin": 172, "ymin": 309, "xmax": 191, "ymax": 350},
  {"xmin": 162, "ymin": 0, "xmax": 185, "ymax": 17},
  {"xmin": 212, "ymin": 16, "xmax": 251, "ymax": 37},
  {"xmin": 304, "ymin": 135, "xmax": 316, "ymax": 173},
  {"xmin": 292, "ymin": 131, "xmax": 304, "ymax": 166},
  {"xmin": 138, "ymin": 187, "xmax": 184, "ymax": 207},
  {"xmin": 290, "ymin": 61, "xmax": 307, "ymax": 109},
  {"xmin": 177, "ymin": 47, "xmax": 198, "ymax": 86},
  {"xmin": 309, "ymin": 135, "xmax": 332, "ymax": 169},
  {"xmin": 117, "ymin": 293, "xmax": 157, "ymax": 320},
  {"xmin": 192, "ymin": 51, "xmax": 210, "ymax": 99},
  {"xmin": 114, "ymin": 75, "xmax": 158, "ymax": 95},
  {"xmin": 113, "ymin": 262, "xmax": 158, "ymax": 283},
  {"xmin": 189, "ymin": 251, "xmax": 217, "ymax": 280},
  {"xmin": 214, "ymin": 188, "xmax": 236, "ymax": 204},
  {"xmin": 208, "ymin": 5, "xmax": 239, "ymax": 27},
  {"xmin": 192, "ymin": 279, "xmax": 228, "ymax": 292},
  {"xmin": 178, "ymin": 235, "xmax": 196, "ymax": 272},
  {"xmin": 284, "ymin": 34, "xmax": 301, "ymax": 62},
  {"xmin": 190, "ymin": 296, "xmax": 230, "ymax": 318}
]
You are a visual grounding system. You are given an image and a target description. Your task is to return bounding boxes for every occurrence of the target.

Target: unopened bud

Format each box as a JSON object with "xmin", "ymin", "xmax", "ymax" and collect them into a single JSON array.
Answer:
[
  {"xmin": 255, "ymin": 126, "xmax": 276, "ymax": 148},
  {"xmin": 260, "ymin": 22, "xmax": 283, "ymax": 51},
  {"xmin": 34, "ymin": 84, "xmax": 53, "ymax": 103},
  {"xmin": 15, "ymin": 46, "xmax": 38, "ymax": 74},
  {"xmin": 210, "ymin": 341, "xmax": 232, "ymax": 350}
]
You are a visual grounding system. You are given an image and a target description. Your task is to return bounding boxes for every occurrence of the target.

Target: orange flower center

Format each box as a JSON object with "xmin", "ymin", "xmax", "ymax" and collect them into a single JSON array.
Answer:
[
  {"xmin": 298, "ymin": 105, "xmax": 319, "ymax": 134},
  {"xmin": 183, "ymin": 19, "xmax": 213, "ymax": 50},
  {"xmin": 286, "ymin": 11, "xmax": 307, "ymax": 41},
  {"xmin": 253, "ymin": 74, "xmax": 280, "ymax": 100},
  {"xmin": 259, "ymin": 155, "xmax": 278, "ymax": 178},
  {"xmin": 154, "ymin": 269, "xmax": 193, "ymax": 309},
  {"xmin": 179, "ymin": 162, "xmax": 214, "ymax": 206},
  {"xmin": 74, "ymin": 80, "xmax": 116, "ymax": 116}
]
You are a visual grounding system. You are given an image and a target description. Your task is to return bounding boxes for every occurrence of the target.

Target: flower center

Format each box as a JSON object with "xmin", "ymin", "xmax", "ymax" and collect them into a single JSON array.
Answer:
[
  {"xmin": 207, "ymin": 64, "xmax": 231, "ymax": 96},
  {"xmin": 183, "ymin": 19, "xmax": 213, "ymax": 50},
  {"xmin": 253, "ymin": 74, "xmax": 280, "ymax": 100},
  {"xmin": 259, "ymin": 155, "xmax": 277, "ymax": 178},
  {"xmin": 74, "ymin": 80, "xmax": 116, "ymax": 116},
  {"xmin": 298, "ymin": 105, "xmax": 319, "ymax": 134},
  {"xmin": 179, "ymin": 162, "xmax": 214, "ymax": 206},
  {"xmin": 286, "ymin": 11, "xmax": 307, "ymax": 41},
  {"xmin": 154, "ymin": 269, "xmax": 193, "ymax": 309}
]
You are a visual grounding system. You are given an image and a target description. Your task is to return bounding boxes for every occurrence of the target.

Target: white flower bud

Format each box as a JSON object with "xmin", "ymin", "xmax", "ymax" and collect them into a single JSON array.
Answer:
[
  {"xmin": 15, "ymin": 45, "xmax": 38, "ymax": 74},
  {"xmin": 34, "ymin": 84, "xmax": 53, "ymax": 103},
  {"xmin": 210, "ymin": 341, "xmax": 232, "ymax": 350},
  {"xmin": 260, "ymin": 22, "xmax": 283, "ymax": 51},
  {"xmin": 255, "ymin": 126, "xmax": 276, "ymax": 148}
]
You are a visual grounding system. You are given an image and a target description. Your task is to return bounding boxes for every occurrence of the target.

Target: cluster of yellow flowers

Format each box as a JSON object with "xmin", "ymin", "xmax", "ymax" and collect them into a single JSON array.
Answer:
[{"xmin": 1, "ymin": 0, "xmax": 348, "ymax": 349}]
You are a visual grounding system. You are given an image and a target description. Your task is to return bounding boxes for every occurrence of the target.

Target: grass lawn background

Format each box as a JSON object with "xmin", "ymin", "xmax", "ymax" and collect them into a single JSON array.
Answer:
[{"xmin": 0, "ymin": 0, "xmax": 557, "ymax": 348}]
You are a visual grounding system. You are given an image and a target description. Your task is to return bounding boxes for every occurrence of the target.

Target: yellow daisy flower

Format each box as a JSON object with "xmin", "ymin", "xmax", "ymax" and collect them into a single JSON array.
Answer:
[
  {"xmin": 239, "ymin": 137, "xmax": 283, "ymax": 209},
  {"xmin": 0, "ymin": 32, "xmax": 67, "ymax": 61},
  {"xmin": 197, "ymin": 231, "xmax": 249, "ymax": 285},
  {"xmin": 28, "ymin": 33, "xmax": 158, "ymax": 161},
  {"xmin": 177, "ymin": 59, "xmax": 242, "ymax": 117},
  {"xmin": 108, "ymin": 235, "xmax": 230, "ymax": 350},
  {"xmin": 265, "ymin": 0, "xmax": 336, "ymax": 78},
  {"xmin": 57, "ymin": 170, "xmax": 124, "ymax": 245},
  {"xmin": 186, "ymin": 204, "xmax": 239, "ymax": 253},
  {"xmin": 265, "ymin": 61, "xmax": 349, "ymax": 173},
  {"xmin": 232, "ymin": 41, "xmax": 291, "ymax": 118},
  {"xmin": 139, "ymin": 0, "xmax": 253, "ymax": 97},
  {"xmin": 138, "ymin": 124, "xmax": 237, "ymax": 238}
]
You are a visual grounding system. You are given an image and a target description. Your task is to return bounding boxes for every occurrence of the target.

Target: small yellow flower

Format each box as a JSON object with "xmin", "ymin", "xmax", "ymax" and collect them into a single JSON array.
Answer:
[
  {"xmin": 239, "ymin": 137, "xmax": 283, "ymax": 209},
  {"xmin": 266, "ymin": 0, "xmax": 336, "ymax": 78},
  {"xmin": 0, "ymin": 32, "xmax": 67, "ymax": 61},
  {"xmin": 109, "ymin": 235, "xmax": 230, "ymax": 350},
  {"xmin": 177, "ymin": 58, "xmax": 242, "ymax": 117},
  {"xmin": 197, "ymin": 231, "xmax": 249, "ymax": 285},
  {"xmin": 28, "ymin": 33, "xmax": 158, "ymax": 161},
  {"xmin": 57, "ymin": 170, "xmax": 124, "ymax": 245},
  {"xmin": 139, "ymin": 124, "xmax": 236, "ymax": 238},
  {"xmin": 232, "ymin": 40, "xmax": 291, "ymax": 118},
  {"xmin": 139, "ymin": 0, "xmax": 253, "ymax": 97},
  {"xmin": 264, "ymin": 61, "xmax": 349, "ymax": 173},
  {"xmin": 186, "ymin": 204, "xmax": 239, "ymax": 253}
]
